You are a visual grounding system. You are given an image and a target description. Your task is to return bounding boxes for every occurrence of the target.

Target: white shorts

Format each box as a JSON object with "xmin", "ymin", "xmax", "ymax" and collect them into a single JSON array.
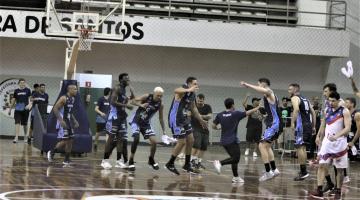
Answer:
[
  {"xmin": 319, "ymin": 152, "xmax": 348, "ymax": 169},
  {"xmin": 318, "ymin": 138, "xmax": 348, "ymax": 168}
]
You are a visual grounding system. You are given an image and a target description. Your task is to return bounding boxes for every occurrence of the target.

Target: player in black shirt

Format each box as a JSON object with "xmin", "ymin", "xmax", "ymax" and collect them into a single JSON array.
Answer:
[
  {"xmin": 277, "ymin": 97, "xmax": 292, "ymax": 152},
  {"xmin": 212, "ymin": 98, "xmax": 260, "ymax": 183},
  {"xmin": 28, "ymin": 83, "xmax": 49, "ymax": 144},
  {"xmin": 343, "ymin": 97, "xmax": 360, "ymax": 184},
  {"xmin": 94, "ymin": 87, "xmax": 111, "ymax": 151},
  {"xmin": 191, "ymin": 93, "xmax": 212, "ymax": 169},
  {"xmin": 242, "ymin": 95, "xmax": 265, "ymax": 157},
  {"xmin": 280, "ymin": 97, "xmax": 292, "ymax": 126},
  {"xmin": 8, "ymin": 78, "xmax": 32, "ymax": 143},
  {"xmin": 309, "ymin": 96, "xmax": 321, "ymax": 159}
]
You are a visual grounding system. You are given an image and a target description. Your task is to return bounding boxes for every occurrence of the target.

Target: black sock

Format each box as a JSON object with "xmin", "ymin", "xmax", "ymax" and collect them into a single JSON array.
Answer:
[
  {"xmin": 168, "ymin": 155, "xmax": 176, "ymax": 165},
  {"xmin": 104, "ymin": 152, "xmax": 111, "ymax": 159},
  {"xmin": 264, "ymin": 163, "xmax": 271, "ymax": 172},
  {"xmin": 232, "ymin": 164, "xmax": 238, "ymax": 177},
  {"xmin": 325, "ymin": 175, "xmax": 333, "ymax": 185},
  {"xmin": 122, "ymin": 140, "xmax": 128, "ymax": 163},
  {"xmin": 300, "ymin": 164, "xmax": 307, "ymax": 174},
  {"xmin": 51, "ymin": 148, "xmax": 58, "ymax": 157},
  {"xmin": 149, "ymin": 156, "xmax": 154, "ymax": 161},
  {"xmin": 65, "ymin": 152, "xmax": 70, "ymax": 162},
  {"xmin": 129, "ymin": 158, "xmax": 134, "ymax": 165},
  {"xmin": 131, "ymin": 136, "xmax": 139, "ymax": 154},
  {"xmin": 185, "ymin": 155, "xmax": 191, "ymax": 166},
  {"xmin": 318, "ymin": 185, "xmax": 323, "ymax": 192},
  {"xmin": 123, "ymin": 156, "xmax": 128, "ymax": 164},
  {"xmin": 117, "ymin": 152, "xmax": 122, "ymax": 161},
  {"xmin": 149, "ymin": 156, "xmax": 154, "ymax": 164},
  {"xmin": 270, "ymin": 160, "xmax": 276, "ymax": 170},
  {"xmin": 344, "ymin": 168, "xmax": 347, "ymax": 176}
]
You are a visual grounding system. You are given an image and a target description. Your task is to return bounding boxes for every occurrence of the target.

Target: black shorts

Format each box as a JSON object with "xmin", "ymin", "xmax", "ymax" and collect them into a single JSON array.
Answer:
[
  {"xmin": 246, "ymin": 127, "xmax": 262, "ymax": 143},
  {"xmin": 57, "ymin": 120, "xmax": 74, "ymax": 139},
  {"xmin": 295, "ymin": 126, "xmax": 312, "ymax": 148},
  {"xmin": 105, "ymin": 118, "xmax": 128, "ymax": 140},
  {"xmin": 260, "ymin": 131, "xmax": 281, "ymax": 144},
  {"xmin": 14, "ymin": 110, "xmax": 29, "ymax": 125},
  {"xmin": 96, "ymin": 123, "xmax": 106, "ymax": 132},
  {"xmin": 171, "ymin": 123, "xmax": 193, "ymax": 139},
  {"xmin": 131, "ymin": 122, "xmax": 155, "ymax": 140},
  {"xmin": 193, "ymin": 129, "xmax": 209, "ymax": 151}
]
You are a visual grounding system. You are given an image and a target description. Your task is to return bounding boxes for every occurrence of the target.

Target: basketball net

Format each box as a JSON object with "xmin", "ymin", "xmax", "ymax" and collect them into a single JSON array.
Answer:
[{"xmin": 78, "ymin": 29, "xmax": 94, "ymax": 51}]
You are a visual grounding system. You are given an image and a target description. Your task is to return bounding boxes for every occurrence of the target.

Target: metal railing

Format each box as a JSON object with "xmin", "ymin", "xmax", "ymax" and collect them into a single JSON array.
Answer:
[
  {"xmin": 329, "ymin": 0, "xmax": 347, "ymax": 30},
  {"xmin": 0, "ymin": 0, "xmax": 347, "ymax": 30}
]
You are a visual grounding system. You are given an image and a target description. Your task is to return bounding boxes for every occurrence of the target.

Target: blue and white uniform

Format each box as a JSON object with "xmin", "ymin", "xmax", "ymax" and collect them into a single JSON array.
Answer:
[
  {"xmin": 262, "ymin": 95, "xmax": 280, "ymax": 142},
  {"xmin": 105, "ymin": 85, "xmax": 128, "ymax": 139},
  {"xmin": 56, "ymin": 95, "xmax": 75, "ymax": 139},
  {"xmin": 168, "ymin": 85, "xmax": 195, "ymax": 138},
  {"xmin": 130, "ymin": 94, "xmax": 161, "ymax": 139},
  {"xmin": 294, "ymin": 95, "xmax": 313, "ymax": 146}
]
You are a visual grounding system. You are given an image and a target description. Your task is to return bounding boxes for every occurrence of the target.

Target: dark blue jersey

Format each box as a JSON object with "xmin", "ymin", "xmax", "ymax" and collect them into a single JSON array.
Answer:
[
  {"xmin": 32, "ymin": 92, "xmax": 49, "ymax": 115},
  {"xmin": 96, "ymin": 96, "xmax": 110, "ymax": 116},
  {"xmin": 295, "ymin": 95, "xmax": 312, "ymax": 132},
  {"xmin": 213, "ymin": 110, "xmax": 246, "ymax": 145},
  {"xmin": 169, "ymin": 85, "xmax": 196, "ymax": 127},
  {"xmin": 13, "ymin": 87, "xmax": 31, "ymax": 111},
  {"xmin": 351, "ymin": 109, "xmax": 360, "ymax": 133},
  {"xmin": 132, "ymin": 94, "xmax": 162, "ymax": 125}
]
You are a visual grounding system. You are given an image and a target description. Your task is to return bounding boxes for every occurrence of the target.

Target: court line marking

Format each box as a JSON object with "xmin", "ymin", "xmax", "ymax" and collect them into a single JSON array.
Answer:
[
  {"xmin": 1, "ymin": 186, "xmax": 359, "ymax": 200},
  {"xmin": 0, "ymin": 187, "xmax": 317, "ymax": 200},
  {"xmin": 344, "ymin": 185, "xmax": 360, "ymax": 190}
]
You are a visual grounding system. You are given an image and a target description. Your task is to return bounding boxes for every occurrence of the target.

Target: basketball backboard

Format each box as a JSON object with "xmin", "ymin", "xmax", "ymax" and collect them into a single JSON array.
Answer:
[{"xmin": 45, "ymin": 0, "xmax": 126, "ymax": 41}]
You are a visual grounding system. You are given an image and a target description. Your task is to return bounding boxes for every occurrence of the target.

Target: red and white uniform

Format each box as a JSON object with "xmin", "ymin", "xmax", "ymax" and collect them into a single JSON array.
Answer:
[{"xmin": 318, "ymin": 106, "xmax": 348, "ymax": 168}]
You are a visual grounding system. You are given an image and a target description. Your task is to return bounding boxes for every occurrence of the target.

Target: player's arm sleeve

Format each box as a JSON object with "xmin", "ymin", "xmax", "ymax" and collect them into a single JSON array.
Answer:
[
  {"xmin": 212, "ymin": 114, "xmax": 220, "ymax": 130},
  {"xmin": 236, "ymin": 111, "xmax": 247, "ymax": 120},
  {"xmin": 94, "ymin": 98, "xmax": 102, "ymax": 114}
]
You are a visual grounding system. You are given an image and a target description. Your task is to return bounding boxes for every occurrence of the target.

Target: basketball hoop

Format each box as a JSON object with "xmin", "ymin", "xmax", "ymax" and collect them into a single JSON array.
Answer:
[{"xmin": 78, "ymin": 28, "xmax": 95, "ymax": 51}]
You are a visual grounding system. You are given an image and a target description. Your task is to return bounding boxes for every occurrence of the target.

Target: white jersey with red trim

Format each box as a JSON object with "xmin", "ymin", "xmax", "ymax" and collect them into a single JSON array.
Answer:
[{"xmin": 318, "ymin": 106, "xmax": 348, "ymax": 159}]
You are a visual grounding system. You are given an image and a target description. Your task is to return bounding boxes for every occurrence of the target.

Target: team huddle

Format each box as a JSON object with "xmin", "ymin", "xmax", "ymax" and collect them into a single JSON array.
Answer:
[{"xmin": 7, "ymin": 71, "xmax": 360, "ymax": 200}]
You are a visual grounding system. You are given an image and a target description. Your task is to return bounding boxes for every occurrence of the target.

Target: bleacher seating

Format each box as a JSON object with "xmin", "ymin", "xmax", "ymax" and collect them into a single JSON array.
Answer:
[{"xmin": 1, "ymin": 0, "xmax": 299, "ymax": 29}]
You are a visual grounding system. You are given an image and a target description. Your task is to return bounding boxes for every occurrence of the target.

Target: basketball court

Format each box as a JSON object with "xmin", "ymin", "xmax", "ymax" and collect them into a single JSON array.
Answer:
[
  {"xmin": 1, "ymin": 0, "xmax": 359, "ymax": 199},
  {"xmin": 1, "ymin": 140, "xmax": 359, "ymax": 200}
]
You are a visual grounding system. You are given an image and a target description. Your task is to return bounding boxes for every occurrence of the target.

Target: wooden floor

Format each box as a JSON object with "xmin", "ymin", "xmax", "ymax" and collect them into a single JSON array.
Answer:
[{"xmin": 0, "ymin": 139, "xmax": 360, "ymax": 200}]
